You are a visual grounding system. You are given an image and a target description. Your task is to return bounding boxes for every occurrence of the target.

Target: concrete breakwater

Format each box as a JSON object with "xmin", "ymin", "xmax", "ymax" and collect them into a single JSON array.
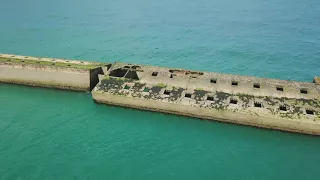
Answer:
[
  {"xmin": 1, "ymin": 54, "xmax": 320, "ymax": 135},
  {"xmin": 0, "ymin": 54, "xmax": 110, "ymax": 91}
]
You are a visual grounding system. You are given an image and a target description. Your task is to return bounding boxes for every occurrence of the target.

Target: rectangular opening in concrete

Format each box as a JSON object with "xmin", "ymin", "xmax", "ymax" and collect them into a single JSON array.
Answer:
[
  {"xmin": 210, "ymin": 79, "xmax": 217, "ymax": 84},
  {"xmin": 170, "ymin": 74, "xmax": 173, "ymax": 78},
  {"xmin": 232, "ymin": 81, "xmax": 238, "ymax": 86},
  {"xmin": 131, "ymin": 65, "xmax": 141, "ymax": 69},
  {"xmin": 253, "ymin": 83, "xmax": 260, "ymax": 89},
  {"xmin": 254, "ymin": 102, "xmax": 262, "ymax": 108},
  {"xmin": 152, "ymin": 72, "xmax": 158, "ymax": 76},
  {"xmin": 306, "ymin": 109, "xmax": 314, "ymax": 115},
  {"xmin": 143, "ymin": 87, "xmax": 150, "ymax": 92},
  {"xmin": 207, "ymin": 96, "xmax": 214, "ymax": 101},
  {"xmin": 300, "ymin": 89, "xmax": 308, "ymax": 94},
  {"xmin": 186, "ymin": 71, "xmax": 204, "ymax": 76},
  {"xmin": 276, "ymin": 86, "xmax": 284, "ymax": 91},
  {"xmin": 185, "ymin": 93, "xmax": 192, "ymax": 98},
  {"xmin": 279, "ymin": 106, "xmax": 287, "ymax": 111},
  {"xmin": 164, "ymin": 90, "xmax": 171, "ymax": 95},
  {"xmin": 124, "ymin": 71, "xmax": 139, "ymax": 80},
  {"xmin": 230, "ymin": 99, "xmax": 238, "ymax": 104},
  {"xmin": 109, "ymin": 68, "xmax": 127, "ymax": 77},
  {"xmin": 124, "ymin": 85, "xmax": 131, "ymax": 90}
]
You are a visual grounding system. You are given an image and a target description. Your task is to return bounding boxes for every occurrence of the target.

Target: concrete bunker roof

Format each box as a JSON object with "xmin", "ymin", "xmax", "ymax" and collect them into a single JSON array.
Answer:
[{"xmin": 105, "ymin": 62, "xmax": 320, "ymax": 100}]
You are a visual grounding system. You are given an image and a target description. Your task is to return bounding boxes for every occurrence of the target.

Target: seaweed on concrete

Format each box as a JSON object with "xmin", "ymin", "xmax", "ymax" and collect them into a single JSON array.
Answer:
[
  {"xmin": 165, "ymin": 87, "xmax": 184, "ymax": 102},
  {"xmin": 155, "ymin": 83, "xmax": 166, "ymax": 88},
  {"xmin": 194, "ymin": 89, "xmax": 208, "ymax": 102}
]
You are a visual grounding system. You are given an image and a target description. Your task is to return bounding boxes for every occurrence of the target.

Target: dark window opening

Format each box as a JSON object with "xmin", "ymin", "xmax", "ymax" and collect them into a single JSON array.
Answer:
[
  {"xmin": 254, "ymin": 102, "xmax": 262, "ymax": 108},
  {"xmin": 131, "ymin": 65, "xmax": 141, "ymax": 69},
  {"xmin": 279, "ymin": 106, "xmax": 287, "ymax": 111},
  {"xmin": 185, "ymin": 71, "xmax": 204, "ymax": 76},
  {"xmin": 123, "ymin": 66, "xmax": 131, "ymax": 69},
  {"xmin": 169, "ymin": 69, "xmax": 184, "ymax": 74},
  {"xmin": 124, "ymin": 71, "xmax": 139, "ymax": 80},
  {"xmin": 170, "ymin": 74, "xmax": 177, "ymax": 78},
  {"xmin": 152, "ymin": 72, "xmax": 158, "ymax": 76},
  {"xmin": 207, "ymin": 96, "xmax": 214, "ymax": 101},
  {"xmin": 67, "ymin": 64, "xmax": 71, "ymax": 66},
  {"xmin": 21, "ymin": 60, "xmax": 25, "ymax": 62},
  {"xmin": 185, "ymin": 93, "xmax": 192, "ymax": 98},
  {"xmin": 124, "ymin": 85, "xmax": 131, "ymax": 90},
  {"xmin": 230, "ymin": 99, "xmax": 238, "ymax": 104},
  {"xmin": 143, "ymin": 87, "xmax": 150, "ymax": 92},
  {"xmin": 191, "ymin": 76, "xmax": 197, "ymax": 79},
  {"xmin": 253, "ymin": 83, "xmax": 260, "ymax": 89},
  {"xmin": 306, "ymin": 109, "xmax": 314, "ymax": 115},
  {"xmin": 300, "ymin": 89, "xmax": 308, "ymax": 94},
  {"xmin": 109, "ymin": 68, "xmax": 128, "ymax": 78},
  {"xmin": 277, "ymin": 86, "xmax": 284, "ymax": 91},
  {"xmin": 164, "ymin": 90, "xmax": 171, "ymax": 95},
  {"xmin": 210, "ymin": 79, "xmax": 217, "ymax": 84},
  {"xmin": 232, "ymin": 81, "xmax": 238, "ymax": 86}
]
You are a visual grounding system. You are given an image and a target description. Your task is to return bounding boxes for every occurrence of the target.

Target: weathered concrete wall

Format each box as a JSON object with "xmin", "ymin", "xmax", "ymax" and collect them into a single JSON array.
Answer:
[
  {"xmin": 92, "ymin": 91, "xmax": 320, "ymax": 135},
  {"xmin": 0, "ymin": 63, "xmax": 90, "ymax": 91},
  {"xmin": 0, "ymin": 54, "xmax": 108, "ymax": 91}
]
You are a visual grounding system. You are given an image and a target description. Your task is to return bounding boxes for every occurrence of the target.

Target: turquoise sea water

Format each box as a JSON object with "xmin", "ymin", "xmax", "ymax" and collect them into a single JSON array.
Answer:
[{"xmin": 1, "ymin": 0, "xmax": 320, "ymax": 179}]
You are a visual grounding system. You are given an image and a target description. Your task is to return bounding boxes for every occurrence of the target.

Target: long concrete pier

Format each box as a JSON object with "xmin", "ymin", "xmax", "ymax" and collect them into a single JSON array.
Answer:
[
  {"xmin": 1, "ymin": 54, "xmax": 319, "ymax": 135},
  {"xmin": 0, "ymin": 54, "xmax": 110, "ymax": 91}
]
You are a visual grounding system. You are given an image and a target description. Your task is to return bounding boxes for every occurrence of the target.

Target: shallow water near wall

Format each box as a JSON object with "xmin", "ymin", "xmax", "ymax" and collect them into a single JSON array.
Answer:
[{"xmin": 1, "ymin": 0, "xmax": 320, "ymax": 179}]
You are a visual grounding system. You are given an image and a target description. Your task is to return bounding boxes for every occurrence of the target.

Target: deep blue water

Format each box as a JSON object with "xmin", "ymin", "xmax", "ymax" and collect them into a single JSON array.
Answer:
[{"xmin": 1, "ymin": 0, "xmax": 320, "ymax": 179}]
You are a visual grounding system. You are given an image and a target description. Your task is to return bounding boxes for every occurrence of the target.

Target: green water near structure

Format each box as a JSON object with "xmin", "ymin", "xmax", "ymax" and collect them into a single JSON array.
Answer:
[{"xmin": 1, "ymin": 0, "xmax": 320, "ymax": 179}]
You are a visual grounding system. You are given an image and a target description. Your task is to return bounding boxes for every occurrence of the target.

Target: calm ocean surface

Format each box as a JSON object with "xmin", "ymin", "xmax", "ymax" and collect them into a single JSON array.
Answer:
[{"xmin": 1, "ymin": 0, "xmax": 320, "ymax": 179}]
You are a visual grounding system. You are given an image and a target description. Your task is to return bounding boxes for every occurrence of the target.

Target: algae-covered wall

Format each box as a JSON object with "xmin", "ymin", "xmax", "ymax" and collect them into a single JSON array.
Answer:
[{"xmin": 0, "ymin": 54, "xmax": 108, "ymax": 91}]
